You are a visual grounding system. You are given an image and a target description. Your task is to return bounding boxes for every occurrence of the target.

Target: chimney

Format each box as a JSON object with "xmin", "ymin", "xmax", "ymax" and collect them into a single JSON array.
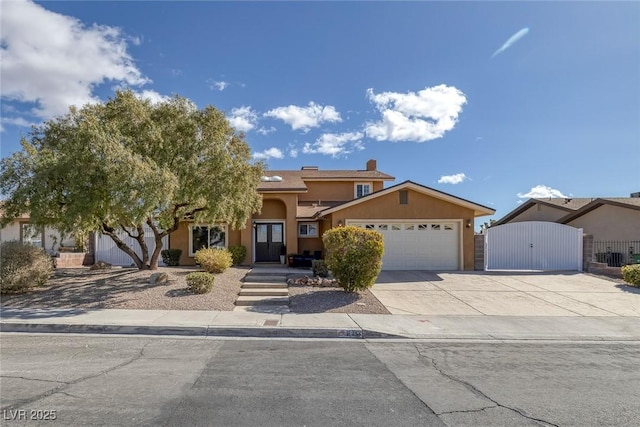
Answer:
[{"xmin": 366, "ymin": 159, "xmax": 377, "ymax": 171}]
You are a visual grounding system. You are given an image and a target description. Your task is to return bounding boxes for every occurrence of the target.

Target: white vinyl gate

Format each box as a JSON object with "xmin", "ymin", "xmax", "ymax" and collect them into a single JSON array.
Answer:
[
  {"xmin": 485, "ymin": 221, "xmax": 583, "ymax": 271},
  {"xmin": 94, "ymin": 226, "xmax": 169, "ymax": 266}
]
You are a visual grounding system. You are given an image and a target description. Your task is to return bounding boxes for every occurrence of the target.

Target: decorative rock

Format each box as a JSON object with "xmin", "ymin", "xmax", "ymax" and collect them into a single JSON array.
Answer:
[
  {"xmin": 150, "ymin": 272, "xmax": 169, "ymax": 286},
  {"xmin": 288, "ymin": 276, "xmax": 338, "ymax": 287},
  {"xmin": 90, "ymin": 260, "xmax": 112, "ymax": 270}
]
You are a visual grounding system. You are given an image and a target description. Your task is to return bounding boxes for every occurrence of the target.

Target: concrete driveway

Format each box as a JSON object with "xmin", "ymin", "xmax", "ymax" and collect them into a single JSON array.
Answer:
[{"xmin": 371, "ymin": 271, "xmax": 640, "ymax": 317}]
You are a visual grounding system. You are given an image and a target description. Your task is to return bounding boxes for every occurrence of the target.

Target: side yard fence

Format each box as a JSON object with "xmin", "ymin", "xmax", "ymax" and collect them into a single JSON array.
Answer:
[{"xmin": 475, "ymin": 233, "xmax": 639, "ymax": 276}]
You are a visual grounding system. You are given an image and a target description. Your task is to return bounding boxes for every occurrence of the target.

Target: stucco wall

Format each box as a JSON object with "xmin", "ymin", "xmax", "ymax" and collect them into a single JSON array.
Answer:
[
  {"xmin": 0, "ymin": 220, "xmax": 75, "ymax": 254},
  {"xmin": 299, "ymin": 180, "xmax": 385, "ymax": 203},
  {"xmin": 567, "ymin": 204, "xmax": 640, "ymax": 241},
  {"xmin": 508, "ymin": 204, "xmax": 569, "ymax": 222},
  {"xmin": 328, "ymin": 189, "xmax": 477, "ymax": 270},
  {"xmin": 170, "ymin": 222, "xmax": 242, "ymax": 266}
]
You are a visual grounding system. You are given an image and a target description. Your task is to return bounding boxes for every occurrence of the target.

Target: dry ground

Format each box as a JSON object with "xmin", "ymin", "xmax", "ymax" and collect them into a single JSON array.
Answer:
[
  {"xmin": 1, "ymin": 267, "xmax": 245, "ymax": 311},
  {"xmin": 1, "ymin": 267, "xmax": 389, "ymax": 314}
]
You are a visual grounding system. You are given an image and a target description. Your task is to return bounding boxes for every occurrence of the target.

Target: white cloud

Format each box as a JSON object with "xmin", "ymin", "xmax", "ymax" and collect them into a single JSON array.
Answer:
[
  {"xmin": 0, "ymin": 0, "xmax": 149, "ymax": 119},
  {"xmin": 517, "ymin": 185, "xmax": 567, "ymax": 199},
  {"xmin": 492, "ymin": 27, "xmax": 530, "ymax": 58},
  {"xmin": 252, "ymin": 147, "xmax": 284, "ymax": 160},
  {"xmin": 256, "ymin": 126, "xmax": 276, "ymax": 135},
  {"xmin": 208, "ymin": 79, "xmax": 228, "ymax": 91},
  {"xmin": 438, "ymin": 173, "xmax": 467, "ymax": 185},
  {"xmin": 265, "ymin": 102, "xmax": 341, "ymax": 132},
  {"xmin": 364, "ymin": 85, "xmax": 467, "ymax": 142},
  {"xmin": 135, "ymin": 90, "xmax": 169, "ymax": 104},
  {"xmin": 302, "ymin": 132, "xmax": 364, "ymax": 157},
  {"xmin": 227, "ymin": 106, "xmax": 258, "ymax": 132},
  {"xmin": 287, "ymin": 143, "xmax": 299, "ymax": 158}
]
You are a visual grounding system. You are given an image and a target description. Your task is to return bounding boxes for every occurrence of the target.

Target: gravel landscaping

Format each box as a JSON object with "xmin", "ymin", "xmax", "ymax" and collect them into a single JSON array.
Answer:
[
  {"xmin": 1, "ymin": 267, "xmax": 390, "ymax": 314},
  {"xmin": 1, "ymin": 267, "xmax": 246, "ymax": 311},
  {"xmin": 288, "ymin": 283, "xmax": 390, "ymax": 314}
]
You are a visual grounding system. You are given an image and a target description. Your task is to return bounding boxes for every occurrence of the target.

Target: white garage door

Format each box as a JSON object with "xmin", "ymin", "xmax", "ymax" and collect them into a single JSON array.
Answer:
[{"xmin": 349, "ymin": 221, "xmax": 460, "ymax": 270}]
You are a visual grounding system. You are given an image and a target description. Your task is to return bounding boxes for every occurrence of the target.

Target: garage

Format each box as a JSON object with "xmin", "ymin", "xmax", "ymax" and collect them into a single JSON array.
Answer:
[{"xmin": 349, "ymin": 221, "xmax": 461, "ymax": 270}]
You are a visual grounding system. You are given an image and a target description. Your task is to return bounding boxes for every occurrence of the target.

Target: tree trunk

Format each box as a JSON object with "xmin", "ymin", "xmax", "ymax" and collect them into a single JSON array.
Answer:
[
  {"xmin": 100, "ymin": 226, "xmax": 145, "ymax": 269},
  {"xmin": 148, "ymin": 235, "xmax": 164, "ymax": 270},
  {"xmin": 134, "ymin": 225, "xmax": 151, "ymax": 269}
]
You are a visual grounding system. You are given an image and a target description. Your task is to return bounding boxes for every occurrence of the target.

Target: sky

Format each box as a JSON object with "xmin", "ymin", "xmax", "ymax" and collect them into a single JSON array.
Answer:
[{"xmin": 1, "ymin": 0, "xmax": 639, "ymax": 229}]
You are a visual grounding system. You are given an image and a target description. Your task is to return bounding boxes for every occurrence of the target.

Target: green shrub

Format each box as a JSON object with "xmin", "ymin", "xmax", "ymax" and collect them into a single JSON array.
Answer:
[
  {"xmin": 160, "ymin": 248, "xmax": 182, "ymax": 266},
  {"xmin": 621, "ymin": 264, "xmax": 640, "ymax": 287},
  {"xmin": 228, "ymin": 245, "xmax": 247, "ymax": 266},
  {"xmin": 194, "ymin": 247, "xmax": 233, "ymax": 273},
  {"xmin": 186, "ymin": 271, "xmax": 215, "ymax": 294},
  {"xmin": 312, "ymin": 259, "xmax": 329, "ymax": 277},
  {"xmin": 1, "ymin": 241, "xmax": 53, "ymax": 294},
  {"xmin": 323, "ymin": 226, "xmax": 384, "ymax": 293}
]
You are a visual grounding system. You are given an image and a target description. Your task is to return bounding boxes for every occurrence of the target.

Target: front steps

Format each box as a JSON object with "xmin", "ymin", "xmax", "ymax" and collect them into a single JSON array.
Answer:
[{"xmin": 234, "ymin": 266, "xmax": 290, "ymax": 313}]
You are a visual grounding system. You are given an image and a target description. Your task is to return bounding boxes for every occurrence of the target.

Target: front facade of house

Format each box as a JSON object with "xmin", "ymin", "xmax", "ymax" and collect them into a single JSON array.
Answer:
[{"xmin": 169, "ymin": 159, "xmax": 495, "ymax": 270}]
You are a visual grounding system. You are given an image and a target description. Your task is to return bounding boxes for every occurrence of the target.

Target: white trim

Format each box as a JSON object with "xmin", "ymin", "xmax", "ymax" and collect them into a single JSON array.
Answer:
[
  {"xmin": 188, "ymin": 223, "xmax": 229, "ymax": 257},
  {"xmin": 354, "ymin": 182, "xmax": 372, "ymax": 198},
  {"xmin": 322, "ymin": 181, "xmax": 495, "ymax": 217},
  {"xmin": 251, "ymin": 219, "xmax": 286, "ymax": 263}
]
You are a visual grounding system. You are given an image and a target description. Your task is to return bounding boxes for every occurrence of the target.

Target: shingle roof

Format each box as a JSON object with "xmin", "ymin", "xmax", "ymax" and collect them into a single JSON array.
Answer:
[
  {"xmin": 257, "ymin": 171, "xmax": 308, "ymax": 192},
  {"xmin": 296, "ymin": 204, "xmax": 341, "ymax": 219},
  {"xmin": 257, "ymin": 168, "xmax": 394, "ymax": 192},
  {"xmin": 494, "ymin": 196, "xmax": 640, "ymax": 225},
  {"xmin": 533, "ymin": 198, "xmax": 594, "ymax": 210}
]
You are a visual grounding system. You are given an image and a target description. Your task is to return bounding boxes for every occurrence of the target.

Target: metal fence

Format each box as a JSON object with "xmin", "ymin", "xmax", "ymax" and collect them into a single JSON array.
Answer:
[{"xmin": 592, "ymin": 241, "xmax": 640, "ymax": 267}]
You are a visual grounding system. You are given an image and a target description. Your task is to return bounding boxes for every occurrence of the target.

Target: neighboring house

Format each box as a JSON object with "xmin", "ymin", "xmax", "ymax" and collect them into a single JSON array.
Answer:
[
  {"xmin": 493, "ymin": 194, "xmax": 640, "ymax": 242},
  {"xmin": 0, "ymin": 214, "xmax": 75, "ymax": 254},
  {"xmin": 169, "ymin": 159, "xmax": 495, "ymax": 271},
  {"xmin": 492, "ymin": 194, "xmax": 640, "ymax": 267}
]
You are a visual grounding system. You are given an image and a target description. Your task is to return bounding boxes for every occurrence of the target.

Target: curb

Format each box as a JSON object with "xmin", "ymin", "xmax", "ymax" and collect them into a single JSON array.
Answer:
[
  {"xmin": 4, "ymin": 322, "xmax": 638, "ymax": 341},
  {"xmin": 0, "ymin": 322, "xmax": 376, "ymax": 339}
]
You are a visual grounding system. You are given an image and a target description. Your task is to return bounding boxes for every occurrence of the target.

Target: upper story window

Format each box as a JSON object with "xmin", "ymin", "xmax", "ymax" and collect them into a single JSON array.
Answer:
[{"xmin": 355, "ymin": 182, "xmax": 372, "ymax": 198}]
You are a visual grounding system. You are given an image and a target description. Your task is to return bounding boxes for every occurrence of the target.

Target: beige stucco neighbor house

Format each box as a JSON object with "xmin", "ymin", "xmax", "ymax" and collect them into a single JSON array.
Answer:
[
  {"xmin": 169, "ymin": 159, "xmax": 495, "ymax": 270},
  {"xmin": 0, "ymin": 214, "xmax": 74, "ymax": 254},
  {"xmin": 493, "ymin": 195, "xmax": 640, "ymax": 242}
]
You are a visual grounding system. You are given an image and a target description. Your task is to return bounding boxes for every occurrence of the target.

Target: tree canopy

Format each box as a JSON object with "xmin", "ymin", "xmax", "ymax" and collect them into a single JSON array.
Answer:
[{"xmin": 0, "ymin": 90, "xmax": 264, "ymax": 269}]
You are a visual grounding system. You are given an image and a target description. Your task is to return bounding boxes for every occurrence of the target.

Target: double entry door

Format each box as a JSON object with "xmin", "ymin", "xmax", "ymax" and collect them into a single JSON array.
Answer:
[{"xmin": 255, "ymin": 222, "xmax": 284, "ymax": 262}]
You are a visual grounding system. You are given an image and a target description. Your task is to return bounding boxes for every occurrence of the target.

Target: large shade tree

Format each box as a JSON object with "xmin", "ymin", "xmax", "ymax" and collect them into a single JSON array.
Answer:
[{"xmin": 0, "ymin": 90, "xmax": 264, "ymax": 269}]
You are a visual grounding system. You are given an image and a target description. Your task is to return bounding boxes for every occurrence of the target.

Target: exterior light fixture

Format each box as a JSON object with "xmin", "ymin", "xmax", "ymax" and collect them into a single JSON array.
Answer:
[{"xmin": 466, "ymin": 219, "xmax": 472, "ymax": 228}]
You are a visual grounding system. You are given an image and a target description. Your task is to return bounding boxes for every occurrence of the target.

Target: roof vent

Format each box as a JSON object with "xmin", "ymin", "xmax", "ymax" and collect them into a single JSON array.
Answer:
[
  {"xmin": 564, "ymin": 198, "xmax": 572, "ymax": 204},
  {"xmin": 261, "ymin": 175, "xmax": 283, "ymax": 182},
  {"xmin": 301, "ymin": 166, "xmax": 318, "ymax": 170},
  {"xmin": 631, "ymin": 192, "xmax": 640, "ymax": 198}
]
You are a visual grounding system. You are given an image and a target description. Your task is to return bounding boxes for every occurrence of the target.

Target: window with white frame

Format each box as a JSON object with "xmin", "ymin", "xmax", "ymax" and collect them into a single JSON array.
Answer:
[
  {"xmin": 298, "ymin": 222, "xmax": 319, "ymax": 238},
  {"xmin": 21, "ymin": 223, "xmax": 43, "ymax": 247},
  {"xmin": 189, "ymin": 224, "xmax": 227, "ymax": 256},
  {"xmin": 355, "ymin": 182, "xmax": 372, "ymax": 198}
]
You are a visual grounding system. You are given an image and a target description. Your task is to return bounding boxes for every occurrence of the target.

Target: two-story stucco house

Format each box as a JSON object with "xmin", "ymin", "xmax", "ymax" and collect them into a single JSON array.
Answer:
[{"xmin": 169, "ymin": 159, "xmax": 495, "ymax": 270}]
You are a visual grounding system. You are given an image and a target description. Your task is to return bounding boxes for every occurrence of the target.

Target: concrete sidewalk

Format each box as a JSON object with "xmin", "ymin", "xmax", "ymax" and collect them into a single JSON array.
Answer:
[{"xmin": 2, "ymin": 307, "xmax": 640, "ymax": 341}]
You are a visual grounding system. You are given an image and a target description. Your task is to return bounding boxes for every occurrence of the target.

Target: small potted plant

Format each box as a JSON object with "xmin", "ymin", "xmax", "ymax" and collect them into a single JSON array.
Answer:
[{"xmin": 280, "ymin": 245, "xmax": 287, "ymax": 264}]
